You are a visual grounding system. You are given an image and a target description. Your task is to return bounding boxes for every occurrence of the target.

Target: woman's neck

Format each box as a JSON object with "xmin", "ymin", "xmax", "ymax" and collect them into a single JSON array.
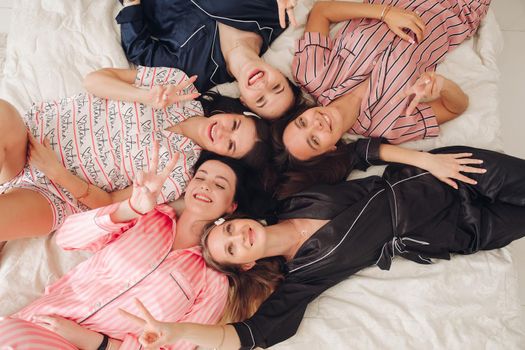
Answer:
[
  {"xmin": 330, "ymin": 79, "xmax": 370, "ymax": 131},
  {"xmin": 265, "ymin": 219, "xmax": 324, "ymax": 261},
  {"xmin": 172, "ymin": 210, "xmax": 209, "ymax": 251},
  {"xmin": 218, "ymin": 22, "xmax": 263, "ymax": 80}
]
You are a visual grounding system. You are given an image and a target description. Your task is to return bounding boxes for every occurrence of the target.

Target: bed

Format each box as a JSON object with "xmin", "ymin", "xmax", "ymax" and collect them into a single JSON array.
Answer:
[{"xmin": 0, "ymin": 0, "xmax": 523, "ymax": 349}]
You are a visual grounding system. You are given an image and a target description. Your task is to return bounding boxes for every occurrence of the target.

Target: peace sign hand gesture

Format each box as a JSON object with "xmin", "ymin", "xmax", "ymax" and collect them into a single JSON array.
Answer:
[
  {"xmin": 147, "ymin": 75, "xmax": 200, "ymax": 110},
  {"xmin": 129, "ymin": 141, "xmax": 179, "ymax": 215},
  {"xmin": 120, "ymin": 298, "xmax": 178, "ymax": 349},
  {"xmin": 399, "ymin": 72, "xmax": 445, "ymax": 117}
]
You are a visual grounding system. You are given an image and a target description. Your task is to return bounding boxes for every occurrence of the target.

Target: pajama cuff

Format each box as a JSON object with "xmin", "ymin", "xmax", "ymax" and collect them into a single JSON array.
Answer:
[
  {"xmin": 116, "ymin": 4, "xmax": 142, "ymax": 24},
  {"xmin": 295, "ymin": 32, "xmax": 333, "ymax": 53},
  {"xmin": 231, "ymin": 321, "xmax": 259, "ymax": 350},
  {"xmin": 356, "ymin": 137, "xmax": 387, "ymax": 167},
  {"xmin": 94, "ymin": 203, "xmax": 134, "ymax": 232}
]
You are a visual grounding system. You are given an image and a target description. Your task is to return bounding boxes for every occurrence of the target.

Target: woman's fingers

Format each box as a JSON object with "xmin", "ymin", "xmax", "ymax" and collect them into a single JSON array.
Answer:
[
  {"xmin": 440, "ymin": 177, "xmax": 458, "ymax": 190},
  {"xmin": 149, "ymin": 141, "xmax": 160, "ymax": 172},
  {"xmin": 134, "ymin": 298, "xmax": 156, "ymax": 323},
  {"xmin": 119, "ymin": 308, "xmax": 147, "ymax": 326},
  {"xmin": 136, "ymin": 170, "xmax": 144, "ymax": 187},
  {"xmin": 413, "ymin": 15, "xmax": 426, "ymax": 34},
  {"xmin": 405, "ymin": 21, "xmax": 423, "ymax": 43},
  {"xmin": 454, "ymin": 173, "xmax": 478, "ymax": 185},
  {"xmin": 175, "ymin": 92, "xmax": 201, "ymax": 103},
  {"xmin": 278, "ymin": 1, "xmax": 287, "ymax": 28},
  {"xmin": 287, "ymin": 7, "xmax": 298, "ymax": 27},
  {"xmin": 161, "ymin": 153, "xmax": 179, "ymax": 179},
  {"xmin": 405, "ymin": 94, "xmax": 421, "ymax": 117},
  {"xmin": 459, "ymin": 165, "xmax": 487, "ymax": 174},
  {"xmin": 458, "ymin": 158, "xmax": 484, "ymax": 165},
  {"xmin": 390, "ymin": 26, "xmax": 413, "ymax": 43}
]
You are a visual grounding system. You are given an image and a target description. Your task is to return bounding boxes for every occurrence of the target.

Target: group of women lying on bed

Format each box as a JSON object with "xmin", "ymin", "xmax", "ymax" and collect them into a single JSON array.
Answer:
[{"xmin": 0, "ymin": 0, "xmax": 522, "ymax": 349}]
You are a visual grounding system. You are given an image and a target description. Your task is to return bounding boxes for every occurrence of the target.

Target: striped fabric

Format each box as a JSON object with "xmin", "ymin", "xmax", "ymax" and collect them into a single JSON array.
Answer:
[
  {"xmin": 0, "ymin": 66, "xmax": 202, "ymax": 228},
  {"xmin": 293, "ymin": 0, "xmax": 491, "ymax": 144},
  {"xmin": 0, "ymin": 204, "xmax": 228, "ymax": 350}
]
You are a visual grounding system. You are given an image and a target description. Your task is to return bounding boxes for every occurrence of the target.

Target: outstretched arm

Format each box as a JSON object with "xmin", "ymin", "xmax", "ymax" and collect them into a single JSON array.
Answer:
[
  {"xmin": 378, "ymin": 144, "xmax": 486, "ymax": 189},
  {"xmin": 83, "ymin": 68, "xmax": 199, "ymax": 109},
  {"xmin": 306, "ymin": 1, "xmax": 425, "ymax": 42},
  {"xmin": 121, "ymin": 299, "xmax": 241, "ymax": 350}
]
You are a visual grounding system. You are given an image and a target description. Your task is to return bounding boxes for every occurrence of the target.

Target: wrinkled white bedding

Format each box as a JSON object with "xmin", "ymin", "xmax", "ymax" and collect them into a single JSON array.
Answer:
[{"xmin": 0, "ymin": 0, "xmax": 523, "ymax": 349}]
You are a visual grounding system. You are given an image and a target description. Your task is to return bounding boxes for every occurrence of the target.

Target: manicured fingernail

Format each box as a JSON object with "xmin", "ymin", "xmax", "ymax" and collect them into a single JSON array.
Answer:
[
  {"xmin": 473, "ymin": 181, "xmax": 478, "ymax": 185},
  {"xmin": 409, "ymin": 39, "xmax": 415, "ymax": 44},
  {"xmin": 482, "ymin": 169, "xmax": 487, "ymax": 173}
]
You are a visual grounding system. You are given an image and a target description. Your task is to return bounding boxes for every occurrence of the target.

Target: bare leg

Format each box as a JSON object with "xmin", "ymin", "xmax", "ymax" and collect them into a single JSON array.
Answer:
[
  {"xmin": 0, "ymin": 99, "xmax": 28, "ymax": 184},
  {"xmin": 0, "ymin": 188, "xmax": 54, "ymax": 240}
]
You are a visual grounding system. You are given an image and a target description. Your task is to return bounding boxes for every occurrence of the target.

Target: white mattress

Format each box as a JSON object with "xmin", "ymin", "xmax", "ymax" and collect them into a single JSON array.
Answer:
[{"xmin": 0, "ymin": 0, "xmax": 523, "ymax": 349}]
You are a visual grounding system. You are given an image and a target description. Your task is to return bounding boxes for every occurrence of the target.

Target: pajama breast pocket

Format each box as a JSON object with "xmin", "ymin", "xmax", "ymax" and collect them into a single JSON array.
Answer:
[{"xmin": 163, "ymin": 271, "xmax": 196, "ymax": 313}]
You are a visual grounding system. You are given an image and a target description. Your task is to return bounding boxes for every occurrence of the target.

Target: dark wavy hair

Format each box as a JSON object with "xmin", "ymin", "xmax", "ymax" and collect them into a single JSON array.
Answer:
[
  {"xmin": 270, "ymin": 104, "xmax": 357, "ymax": 199},
  {"xmin": 198, "ymin": 91, "xmax": 272, "ymax": 172},
  {"xmin": 200, "ymin": 213, "xmax": 284, "ymax": 322},
  {"xmin": 195, "ymin": 151, "xmax": 278, "ymax": 217}
]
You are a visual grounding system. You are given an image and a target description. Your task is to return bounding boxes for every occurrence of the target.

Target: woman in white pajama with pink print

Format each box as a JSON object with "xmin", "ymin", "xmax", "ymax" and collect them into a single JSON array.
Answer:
[{"xmin": 0, "ymin": 66, "xmax": 268, "ymax": 241}]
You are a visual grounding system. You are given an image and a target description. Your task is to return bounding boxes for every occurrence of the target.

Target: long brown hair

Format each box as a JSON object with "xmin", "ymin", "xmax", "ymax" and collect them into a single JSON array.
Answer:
[
  {"xmin": 271, "ymin": 105, "xmax": 356, "ymax": 198},
  {"xmin": 200, "ymin": 215, "xmax": 284, "ymax": 323}
]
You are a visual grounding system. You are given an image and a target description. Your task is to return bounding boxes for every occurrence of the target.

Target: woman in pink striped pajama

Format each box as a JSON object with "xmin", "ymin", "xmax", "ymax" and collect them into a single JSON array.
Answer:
[
  {"xmin": 0, "ymin": 153, "xmax": 279, "ymax": 350},
  {"xmin": 0, "ymin": 66, "xmax": 271, "ymax": 242},
  {"xmin": 282, "ymin": 0, "xmax": 489, "ymax": 161}
]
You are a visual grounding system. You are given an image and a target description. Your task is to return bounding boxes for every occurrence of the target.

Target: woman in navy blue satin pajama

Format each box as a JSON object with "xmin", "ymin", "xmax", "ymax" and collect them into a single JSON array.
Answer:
[{"xmin": 117, "ymin": 0, "xmax": 299, "ymax": 120}]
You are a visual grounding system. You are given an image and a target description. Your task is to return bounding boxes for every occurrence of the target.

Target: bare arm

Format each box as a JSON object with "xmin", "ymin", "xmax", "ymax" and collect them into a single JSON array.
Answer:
[
  {"xmin": 84, "ymin": 68, "xmax": 200, "ymax": 109},
  {"xmin": 27, "ymin": 133, "xmax": 129, "ymax": 208},
  {"xmin": 428, "ymin": 78, "xmax": 469, "ymax": 124},
  {"xmin": 120, "ymin": 299, "xmax": 242, "ymax": 350},
  {"xmin": 306, "ymin": 1, "xmax": 425, "ymax": 42},
  {"xmin": 379, "ymin": 144, "xmax": 486, "ymax": 189},
  {"xmin": 83, "ymin": 68, "xmax": 149, "ymax": 104}
]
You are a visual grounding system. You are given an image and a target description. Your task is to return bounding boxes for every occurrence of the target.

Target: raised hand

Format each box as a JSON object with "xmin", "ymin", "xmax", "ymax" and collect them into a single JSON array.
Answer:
[
  {"xmin": 383, "ymin": 7, "xmax": 425, "ymax": 43},
  {"xmin": 147, "ymin": 75, "xmax": 200, "ymax": 110},
  {"xmin": 128, "ymin": 141, "xmax": 180, "ymax": 214},
  {"xmin": 120, "ymin": 298, "xmax": 177, "ymax": 349},
  {"xmin": 277, "ymin": 0, "xmax": 298, "ymax": 29},
  {"xmin": 399, "ymin": 72, "xmax": 445, "ymax": 116},
  {"xmin": 423, "ymin": 152, "xmax": 487, "ymax": 190}
]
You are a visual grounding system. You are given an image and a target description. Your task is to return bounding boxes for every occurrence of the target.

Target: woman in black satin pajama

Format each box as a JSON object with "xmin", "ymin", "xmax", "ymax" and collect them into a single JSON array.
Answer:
[{"xmin": 121, "ymin": 146, "xmax": 525, "ymax": 350}]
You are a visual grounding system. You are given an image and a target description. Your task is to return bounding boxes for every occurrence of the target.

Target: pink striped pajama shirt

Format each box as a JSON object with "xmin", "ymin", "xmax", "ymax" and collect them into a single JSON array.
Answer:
[
  {"xmin": 0, "ymin": 66, "xmax": 202, "ymax": 229},
  {"xmin": 0, "ymin": 204, "xmax": 228, "ymax": 350},
  {"xmin": 293, "ymin": 0, "xmax": 491, "ymax": 144}
]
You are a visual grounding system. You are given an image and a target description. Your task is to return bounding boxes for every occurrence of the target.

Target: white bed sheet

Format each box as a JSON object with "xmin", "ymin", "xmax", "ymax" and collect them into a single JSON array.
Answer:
[{"xmin": 0, "ymin": 0, "xmax": 523, "ymax": 349}]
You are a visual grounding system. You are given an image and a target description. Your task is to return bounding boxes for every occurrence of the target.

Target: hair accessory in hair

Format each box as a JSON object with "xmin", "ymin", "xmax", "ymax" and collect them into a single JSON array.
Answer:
[
  {"xmin": 214, "ymin": 217, "xmax": 225, "ymax": 226},
  {"xmin": 243, "ymin": 111, "xmax": 261, "ymax": 119}
]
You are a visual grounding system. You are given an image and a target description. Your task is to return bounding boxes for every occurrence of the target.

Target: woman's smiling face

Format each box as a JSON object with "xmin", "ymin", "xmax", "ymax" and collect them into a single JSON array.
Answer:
[
  {"xmin": 197, "ymin": 113, "xmax": 258, "ymax": 159},
  {"xmin": 282, "ymin": 106, "xmax": 346, "ymax": 160},
  {"xmin": 184, "ymin": 160, "xmax": 238, "ymax": 219},
  {"xmin": 206, "ymin": 218, "xmax": 266, "ymax": 266}
]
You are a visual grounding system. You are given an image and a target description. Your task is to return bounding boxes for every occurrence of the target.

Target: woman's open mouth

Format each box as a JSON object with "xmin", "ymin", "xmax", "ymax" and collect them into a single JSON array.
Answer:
[
  {"xmin": 319, "ymin": 112, "xmax": 332, "ymax": 132},
  {"xmin": 248, "ymin": 227, "xmax": 255, "ymax": 246},
  {"xmin": 248, "ymin": 69, "xmax": 264, "ymax": 86},
  {"xmin": 208, "ymin": 122, "xmax": 218, "ymax": 142},
  {"xmin": 193, "ymin": 193, "xmax": 212, "ymax": 203}
]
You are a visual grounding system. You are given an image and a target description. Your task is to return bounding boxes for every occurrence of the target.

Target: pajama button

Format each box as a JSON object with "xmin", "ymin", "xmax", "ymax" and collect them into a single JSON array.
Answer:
[{"xmin": 372, "ymin": 60, "xmax": 377, "ymax": 66}]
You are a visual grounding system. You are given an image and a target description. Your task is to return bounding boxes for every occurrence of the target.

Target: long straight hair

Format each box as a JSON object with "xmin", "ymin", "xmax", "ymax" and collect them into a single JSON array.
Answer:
[{"xmin": 200, "ymin": 215, "xmax": 284, "ymax": 322}]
